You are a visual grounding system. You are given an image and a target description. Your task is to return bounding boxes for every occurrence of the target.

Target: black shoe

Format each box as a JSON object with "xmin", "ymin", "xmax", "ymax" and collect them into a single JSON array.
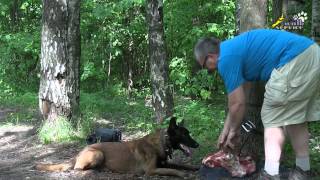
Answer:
[
  {"xmin": 288, "ymin": 166, "xmax": 311, "ymax": 180},
  {"xmin": 256, "ymin": 170, "xmax": 281, "ymax": 180}
]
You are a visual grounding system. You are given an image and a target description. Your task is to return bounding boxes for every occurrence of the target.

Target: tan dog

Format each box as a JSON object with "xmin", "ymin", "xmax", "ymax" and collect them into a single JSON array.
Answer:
[{"xmin": 36, "ymin": 117, "xmax": 199, "ymax": 178}]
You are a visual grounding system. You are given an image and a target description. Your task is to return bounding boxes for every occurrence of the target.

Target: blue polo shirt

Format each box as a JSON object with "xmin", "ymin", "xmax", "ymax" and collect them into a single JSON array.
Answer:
[{"xmin": 217, "ymin": 29, "xmax": 314, "ymax": 94}]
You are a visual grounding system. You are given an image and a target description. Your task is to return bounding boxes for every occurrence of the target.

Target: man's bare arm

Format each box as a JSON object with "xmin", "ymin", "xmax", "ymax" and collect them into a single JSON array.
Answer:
[
  {"xmin": 218, "ymin": 85, "xmax": 246, "ymax": 151},
  {"xmin": 228, "ymin": 85, "xmax": 246, "ymax": 131}
]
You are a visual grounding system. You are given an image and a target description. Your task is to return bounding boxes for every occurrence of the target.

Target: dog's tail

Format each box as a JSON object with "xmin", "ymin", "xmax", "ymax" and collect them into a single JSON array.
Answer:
[{"xmin": 36, "ymin": 159, "xmax": 75, "ymax": 172}]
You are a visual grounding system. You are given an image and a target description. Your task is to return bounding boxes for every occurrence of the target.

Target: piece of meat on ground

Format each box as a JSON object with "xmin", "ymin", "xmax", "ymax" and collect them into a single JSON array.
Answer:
[{"xmin": 202, "ymin": 150, "xmax": 256, "ymax": 177}]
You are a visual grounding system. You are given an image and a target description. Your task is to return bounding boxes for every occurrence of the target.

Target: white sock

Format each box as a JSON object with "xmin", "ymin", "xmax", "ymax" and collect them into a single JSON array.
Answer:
[
  {"xmin": 264, "ymin": 160, "xmax": 280, "ymax": 176},
  {"xmin": 296, "ymin": 156, "xmax": 310, "ymax": 171}
]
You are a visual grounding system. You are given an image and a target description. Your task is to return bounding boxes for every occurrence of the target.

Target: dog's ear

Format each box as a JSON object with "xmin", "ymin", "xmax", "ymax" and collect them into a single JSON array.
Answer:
[
  {"xmin": 178, "ymin": 119, "xmax": 185, "ymax": 127},
  {"xmin": 169, "ymin": 117, "xmax": 177, "ymax": 129}
]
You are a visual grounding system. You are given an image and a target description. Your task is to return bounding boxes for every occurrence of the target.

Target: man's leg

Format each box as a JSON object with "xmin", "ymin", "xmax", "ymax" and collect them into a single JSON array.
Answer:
[
  {"xmin": 264, "ymin": 127, "xmax": 285, "ymax": 175},
  {"xmin": 285, "ymin": 122, "xmax": 310, "ymax": 171}
]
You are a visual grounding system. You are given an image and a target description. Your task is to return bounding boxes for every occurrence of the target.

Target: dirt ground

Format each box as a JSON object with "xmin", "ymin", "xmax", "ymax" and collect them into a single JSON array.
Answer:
[{"xmin": 0, "ymin": 108, "xmax": 200, "ymax": 180}]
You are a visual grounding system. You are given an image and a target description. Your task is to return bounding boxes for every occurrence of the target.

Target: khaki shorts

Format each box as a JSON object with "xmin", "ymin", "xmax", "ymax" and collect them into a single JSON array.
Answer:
[{"xmin": 261, "ymin": 43, "xmax": 320, "ymax": 128}]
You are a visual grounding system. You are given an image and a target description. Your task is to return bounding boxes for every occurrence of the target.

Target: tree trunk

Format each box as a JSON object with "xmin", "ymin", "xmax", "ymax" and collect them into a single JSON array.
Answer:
[
  {"xmin": 237, "ymin": 0, "xmax": 267, "ymax": 161},
  {"xmin": 287, "ymin": 0, "xmax": 305, "ymax": 34},
  {"xmin": 282, "ymin": 0, "xmax": 288, "ymax": 18},
  {"xmin": 146, "ymin": 0, "xmax": 173, "ymax": 123},
  {"xmin": 312, "ymin": 0, "xmax": 320, "ymax": 44},
  {"xmin": 127, "ymin": 38, "xmax": 134, "ymax": 98},
  {"xmin": 39, "ymin": 0, "xmax": 81, "ymax": 123},
  {"xmin": 10, "ymin": 0, "xmax": 20, "ymax": 31},
  {"xmin": 235, "ymin": 0, "xmax": 241, "ymax": 35},
  {"xmin": 239, "ymin": 0, "xmax": 267, "ymax": 32},
  {"xmin": 273, "ymin": 0, "xmax": 283, "ymax": 21},
  {"xmin": 287, "ymin": 0, "xmax": 305, "ymax": 16}
]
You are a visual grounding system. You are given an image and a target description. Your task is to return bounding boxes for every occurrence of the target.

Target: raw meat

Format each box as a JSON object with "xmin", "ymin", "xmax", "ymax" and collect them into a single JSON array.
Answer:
[{"xmin": 202, "ymin": 150, "xmax": 256, "ymax": 177}]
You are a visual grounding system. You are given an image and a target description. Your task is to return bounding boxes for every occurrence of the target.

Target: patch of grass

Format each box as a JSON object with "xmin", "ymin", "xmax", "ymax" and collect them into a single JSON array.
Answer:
[
  {"xmin": 38, "ymin": 116, "xmax": 79, "ymax": 144},
  {"xmin": 4, "ymin": 110, "xmax": 37, "ymax": 125},
  {"xmin": 80, "ymin": 90, "xmax": 155, "ymax": 133},
  {"xmin": 0, "ymin": 92, "xmax": 37, "ymax": 108},
  {"xmin": 0, "ymin": 92, "xmax": 38, "ymax": 127}
]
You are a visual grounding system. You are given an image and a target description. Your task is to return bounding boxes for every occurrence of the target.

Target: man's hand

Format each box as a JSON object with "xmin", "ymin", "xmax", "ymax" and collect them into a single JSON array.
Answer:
[{"xmin": 218, "ymin": 117, "xmax": 241, "ymax": 152}]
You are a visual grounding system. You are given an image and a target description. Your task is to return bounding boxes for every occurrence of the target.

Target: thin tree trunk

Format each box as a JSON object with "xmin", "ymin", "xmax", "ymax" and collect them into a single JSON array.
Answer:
[
  {"xmin": 237, "ymin": 0, "xmax": 267, "ymax": 161},
  {"xmin": 312, "ymin": 0, "xmax": 320, "ymax": 44},
  {"xmin": 127, "ymin": 39, "xmax": 134, "ymax": 98},
  {"xmin": 235, "ymin": 0, "xmax": 241, "ymax": 35},
  {"xmin": 39, "ymin": 0, "xmax": 80, "ymax": 123},
  {"xmin": 146, "ymin": 0, "xmax": 173, "ymax": 123},
  {"xmin": 10, "ymin": 0, "xmax": 20, "ymax": 31},
  {"xmin": 106, "ymin": 51, "xmax": 112, "ymax": 87}
]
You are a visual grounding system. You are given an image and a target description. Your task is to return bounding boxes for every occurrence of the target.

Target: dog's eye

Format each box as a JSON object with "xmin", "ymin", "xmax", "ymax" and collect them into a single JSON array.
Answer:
[{"xmin": 181, "ymin": 129, "xmax": 189, "ymax": 135}]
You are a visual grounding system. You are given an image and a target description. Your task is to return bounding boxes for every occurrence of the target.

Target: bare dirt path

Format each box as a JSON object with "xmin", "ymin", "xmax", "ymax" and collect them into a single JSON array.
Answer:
[{"xmin": 0, "ymin": 108, "xmax": 199, "ymax": 180}]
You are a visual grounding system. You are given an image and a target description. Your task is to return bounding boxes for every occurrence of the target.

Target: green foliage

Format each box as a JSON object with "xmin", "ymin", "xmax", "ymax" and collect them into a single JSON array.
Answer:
[
  {"xmin": 170, "ymin": 57, "xmax": 224, "ymax": 100},
  {"xmin": 169, "ymin": 57, "xmax": 191, "ymax": 92},
  {"xmin": 188, "ymin": 70, "xmax": 225, "ymax": 100},
  {"xmin": 0, "ymin": 79, "xmax": 15, "ymax": 99},
  {"xmin": 308, "ymin": 122, "xmax": 320, "ymax": 169},
  {"xmin": 80, "ymin": 0, "xmax": 148, "ymax": 92},
  {"xmin": 0, "ymin": 0, "xmax": 237, "ymax": 99},
  {"xmin": 0, "ymin": 31, "xmax": 40, "ymax": 92},
  {"xmin": 0, "ymin": 0, "xmax": 41, "ymax": 93},
  {"xmin": 164, "ymin": 0, "xmax": 235, "ymax": 99},
  {"xmin": 0, "ymin": 0, "xmax": 313, "ymax": 99}
]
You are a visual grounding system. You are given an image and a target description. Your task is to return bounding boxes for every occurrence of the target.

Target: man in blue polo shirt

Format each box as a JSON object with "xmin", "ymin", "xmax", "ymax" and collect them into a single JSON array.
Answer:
[{"xmin": 194, "ymin": 29, "xmax": 320, "ymax": 180}]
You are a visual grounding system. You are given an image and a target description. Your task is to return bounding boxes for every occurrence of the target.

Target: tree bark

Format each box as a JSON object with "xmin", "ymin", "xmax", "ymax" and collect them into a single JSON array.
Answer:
[
  {"xmin": 312, "ymin": 0, "xmax": 320, "ymax": 44},
  {"xmin": 146, "ymin": 0, "xmax": 173, "ymax": 123},
  {"xmin": 39, "ymin": 0, "xmax": 81, "ymax": 123},
  {"xmin": 126, "ymin": 38, "xmax": 134, "ymax": 98},
  {"xmin": 273, "ymin": 0, "xmax": 283, "ymax": 21},
  {"xmin": 287, "ymin": 0, "xmax": 305, "ymax": 16},
  {"xmin": 282, "ymin": 0, "xmax": 288, "ymax": 18},
  {"xmin": 239, "ymin": 0, "xmax": 267, "ymax": 32},
  {"xmin": 10, "ymin": 0, "xmax": 20, "ymax": 31},
  {"xmin": 235, "ymin": 0, "xmax": 241, "ymax": 35},
  {"xmin": 237, "ymin": 0, "xmax": 267, "ymax": 161}
]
